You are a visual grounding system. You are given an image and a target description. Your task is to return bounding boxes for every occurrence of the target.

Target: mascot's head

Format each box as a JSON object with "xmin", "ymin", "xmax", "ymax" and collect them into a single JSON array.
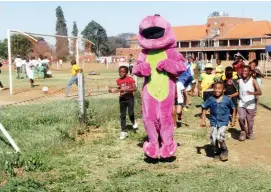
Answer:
[{"xmin": 138, "ymin": 14, "xmax": 176, "ymax": 50}]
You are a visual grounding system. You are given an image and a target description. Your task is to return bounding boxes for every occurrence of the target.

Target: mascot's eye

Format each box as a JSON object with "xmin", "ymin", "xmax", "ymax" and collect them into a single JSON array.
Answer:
[{"xmin": 141, "ymin": 27, "xmax": 165, "ymax": 39}]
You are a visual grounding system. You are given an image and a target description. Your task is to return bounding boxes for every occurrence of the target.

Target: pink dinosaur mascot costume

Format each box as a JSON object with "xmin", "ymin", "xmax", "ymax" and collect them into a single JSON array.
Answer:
[{"xmin": 133, "ymin": 14, "xmax": 186, "ymax": 159}]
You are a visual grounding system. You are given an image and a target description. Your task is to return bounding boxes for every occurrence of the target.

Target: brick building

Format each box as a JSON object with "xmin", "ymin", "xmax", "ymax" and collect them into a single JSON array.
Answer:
[{"xmin": 116, "ymin": 16, "xmax": 271, "ymax": 61}]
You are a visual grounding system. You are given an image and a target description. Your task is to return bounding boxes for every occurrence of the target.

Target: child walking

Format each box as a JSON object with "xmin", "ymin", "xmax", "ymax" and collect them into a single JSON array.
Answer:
[
  {"xmin": 201, "ymin": 82, "xmax": 235, "ymax": 161},
  {"xmin": 222, "ymin": 66, "xmax": 239, "ymax": 127},
  {"xmin": 238, "ymin": 66, "xmax": 262, "ymax": 141},
  {"xmin": 25, "ymin": 56, "xmax": 35, "ymax": 88},
  {"xmin": 198, "ymin": 63, "xmax": 216, "ymax": 101},
  {"xmin": 66, "ymin": 59, "xmax": 82, "ymax": 97},
  {"xmin": 108, "ymin": 66, "xmax": 138, "ymax": 140},
  {"xmin": 249, "ymin": 59, "xmax": 264, "ymax": 86}
]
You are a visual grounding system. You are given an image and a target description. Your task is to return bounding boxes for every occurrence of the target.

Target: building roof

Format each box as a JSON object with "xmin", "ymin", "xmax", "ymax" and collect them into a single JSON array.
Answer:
[
  {"xmin": 216, "ymin": 20, "xmax": 271, "ymax": 39},
  {"xmin": 129, "ymin": 19, "xmax": 271, "ymax": 42},
  {"xmin": 172, "ymin": 25, "xmax": 206, "ymax": 41},
  {"xmin": 129, "ymin": 25, "xmax": 207, "ymax": 41}
]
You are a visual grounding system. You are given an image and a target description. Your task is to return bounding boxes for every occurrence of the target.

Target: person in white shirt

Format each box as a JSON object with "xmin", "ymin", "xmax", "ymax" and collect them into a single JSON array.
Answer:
[
  {"xmin": 14, "ymin": 55, "xmax": 22, "ymax": 79},
  {"xmin": 238, "ymin": 66, "xmax": 262, "ymax": 141},
  {"xmin": 26, "ymin": 56, "xmax": 35, "ymax": 88}
]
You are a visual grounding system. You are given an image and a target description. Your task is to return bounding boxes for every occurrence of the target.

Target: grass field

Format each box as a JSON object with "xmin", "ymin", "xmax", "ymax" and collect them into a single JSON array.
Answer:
[{"xmin": 0, "ymin": 63, "xmax": 271, "ymax": 191}]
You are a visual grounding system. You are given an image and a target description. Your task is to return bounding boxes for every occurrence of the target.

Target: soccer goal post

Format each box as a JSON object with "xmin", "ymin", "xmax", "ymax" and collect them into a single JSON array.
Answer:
[
  {"xmin": 7, "ymin": 29, "xmax": 95, "ymax": 96},
  {"xmin": 0, "ymin": 122, "xmax": 20, "ymax": 153}
]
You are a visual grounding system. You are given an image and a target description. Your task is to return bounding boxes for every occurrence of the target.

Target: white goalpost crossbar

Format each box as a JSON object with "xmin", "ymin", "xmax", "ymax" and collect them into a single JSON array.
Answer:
[{"xmin": 7, "ymin": 29, "xmax": 95, "ymax": 96}]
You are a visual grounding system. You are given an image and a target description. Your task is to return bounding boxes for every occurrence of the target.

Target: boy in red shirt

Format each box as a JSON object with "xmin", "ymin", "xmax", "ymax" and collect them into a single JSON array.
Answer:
[{"xmin": 109, "ymin": 66, "xmax": 138, "ymax": 139}]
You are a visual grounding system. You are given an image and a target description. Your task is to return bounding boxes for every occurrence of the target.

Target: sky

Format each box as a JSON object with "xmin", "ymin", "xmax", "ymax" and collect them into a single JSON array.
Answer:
[{"xmin": 1, "ymin": 1, "xmax": 271, "ymax": 40}]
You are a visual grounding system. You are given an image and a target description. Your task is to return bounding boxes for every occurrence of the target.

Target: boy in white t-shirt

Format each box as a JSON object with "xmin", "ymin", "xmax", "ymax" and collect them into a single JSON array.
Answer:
[
  {"xmin": 14, "ymin": 55, "xmax": 22, "ymax": 79},
  {"xmin": 238, "ymin": 66, "xmax": 262, "ymax": 141}
]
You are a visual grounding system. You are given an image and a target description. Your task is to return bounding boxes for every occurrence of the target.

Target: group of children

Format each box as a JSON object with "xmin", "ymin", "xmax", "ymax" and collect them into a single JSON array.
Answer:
[
  {"xmin": 198, "ymin": 58, "xmax": 262, "ymax": 161},
  {"xmin": 108, "ymin": 56, "xmax": 263, "ymax": 161},
  {"xmin": 14, "ymin": 55, "xmax": 52, "ymax": 82}
]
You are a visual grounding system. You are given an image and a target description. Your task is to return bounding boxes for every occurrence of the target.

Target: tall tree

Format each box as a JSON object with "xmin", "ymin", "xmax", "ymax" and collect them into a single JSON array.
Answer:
[
  {"xmin": 55, "ymin": 6, "xmax": 69, "ymax": 58},
  {"xmin": 71, "ymin": 21, "xmax": 78, "ymax": 55},
  {"xmin": 72, "ymin": 21, "xmax": 78, "ymax": 37},
  {"xmin": 81, "ymin": 20, "xmax": 108, "ymax": 57},
  {"xmin": 10, "ymin": 34, "xmax": 32, "ymax": 57}
]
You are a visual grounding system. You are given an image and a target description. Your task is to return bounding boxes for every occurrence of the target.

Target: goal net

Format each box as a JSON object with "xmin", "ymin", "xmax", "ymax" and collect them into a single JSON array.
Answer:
[{"xmin": 5, "ymin": 30, "xmax": 95, "ymax": 99}]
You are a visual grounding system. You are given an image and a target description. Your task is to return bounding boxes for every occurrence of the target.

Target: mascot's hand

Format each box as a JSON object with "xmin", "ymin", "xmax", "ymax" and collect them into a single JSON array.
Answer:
[
  {"xmin": 156, "ymin": 59, "xmax": 168, "ymax": 72},
  {"xmin": 134, "ymin": 61, "xmax": 151, "ymax": 77}
]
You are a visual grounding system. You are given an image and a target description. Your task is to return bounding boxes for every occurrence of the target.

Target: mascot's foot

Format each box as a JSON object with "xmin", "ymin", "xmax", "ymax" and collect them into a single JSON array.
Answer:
[
  {"xmin": 143, "ymin": 142, "xmax": 159, "ymax": 159},
  {"xmin": 160, "ymin": 141, "xmax": 177, "ymax": 158}
]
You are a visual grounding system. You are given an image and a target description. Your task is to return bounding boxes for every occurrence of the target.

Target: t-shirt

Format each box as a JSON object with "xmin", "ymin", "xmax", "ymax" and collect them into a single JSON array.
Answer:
[
  {"xmin": 199, "ymin": 73, "xmax": 216, "ymax": 93},
  {"xmin": 14, "ymin": 58, "xmax": 22, "ymax": 67},
  {"xmin": 71, "ymin": 64, "xmax": 81, "ymax": 76},
  {"xmin": 215, "ymin": 65, "xmax": 224, "ymax": 73},
  {"xmin": 25, "ymin": 61, "xmax": 35, "ymax": 70},
  {"xmin": 201, "ymin": 95, "xmax": 235, "ymax": 127},
  {"xmin": 177, "ymin": 65, "xmax": 193, "ymax": 88},
  {"xmin": 224, "ymin": 78, "xmax": 239, "ymax": 96},
  {"xmin": 232, "ymin": 62, "xmax": 244, "ymax": 77},
  {"xmin": 116, "ymin": 76, "xmax": 135, "ymax": 100}
]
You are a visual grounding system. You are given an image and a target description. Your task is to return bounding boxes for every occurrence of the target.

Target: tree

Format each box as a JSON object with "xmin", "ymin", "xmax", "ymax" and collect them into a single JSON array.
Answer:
[
  {"xmin": 209, "ymin": 11, "xmax": 229, "ymax": 17},
  {"xmin": 10, "ymin": 34, "xmax": 32, "ymax": 57},
  {"xmin": 55, "ymin": 6, "xmax": 69, "ymax": 58},
  {"xmin": 106, "ymin": 33, "xmax": 136, "ymax": 55},
  {"xmin": 71, "ymin": 21, "xmax": 79, "ymax": 55},
  {"xmin": 0, "ymin": 39, "xmax": 8, "ymax": 59},
  {"xmin": 72, "ymin": 21, "xmax": 78, "ymax": 37},
  {"xmin": 81, "ymin": 20, "xmax": 108, "ymax": 57}
]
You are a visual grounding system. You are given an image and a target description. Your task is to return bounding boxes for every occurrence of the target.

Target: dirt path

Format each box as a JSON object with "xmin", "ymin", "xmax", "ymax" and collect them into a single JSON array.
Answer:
[{"xmin": 227, "ymin": 105, "xmax": 271, "ymax": 167}]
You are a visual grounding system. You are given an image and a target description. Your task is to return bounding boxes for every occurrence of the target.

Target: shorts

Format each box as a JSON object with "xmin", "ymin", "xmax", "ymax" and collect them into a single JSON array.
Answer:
[
  {"xmin": 176, "ymin": 81, "xmax": 185, "ymax": 105},
  {"xmin": 231, "ymin": 96, "xmax": 238, "ymax": 107},
  {"xmin": 203, "ymin": 90, "xmax": 213, "ymax": 101},
  {"xmin": 210, "ymin": 126, "xmax": 227, "ymax": 144}
]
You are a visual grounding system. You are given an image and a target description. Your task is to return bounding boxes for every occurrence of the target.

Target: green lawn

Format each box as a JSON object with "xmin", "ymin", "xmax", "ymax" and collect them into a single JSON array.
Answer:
[{"xmin": 0, "ymin": 91, "xmax": 271, "ymax": 191}]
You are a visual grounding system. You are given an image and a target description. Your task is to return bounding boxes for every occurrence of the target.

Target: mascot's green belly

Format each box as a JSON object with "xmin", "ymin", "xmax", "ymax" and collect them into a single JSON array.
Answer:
[{"xmin": 146, "ymin": 50, "xmax": 169, "ymax": 102}]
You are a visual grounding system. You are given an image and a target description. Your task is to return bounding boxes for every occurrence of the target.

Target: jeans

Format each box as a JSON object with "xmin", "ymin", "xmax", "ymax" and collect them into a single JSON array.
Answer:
[
  {"xmin": 120, "ymin": 97, "xmax": 135, "ymax": 131},
  {"xmin": 238, "ymin": 107, "xmax": 256, "ymax": 135},
  {"xmin": 66, "ymin": 76, "xmax": 78, "ymax": 95}
]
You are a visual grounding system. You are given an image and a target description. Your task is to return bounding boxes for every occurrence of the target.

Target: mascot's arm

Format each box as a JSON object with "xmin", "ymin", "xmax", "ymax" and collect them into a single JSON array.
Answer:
[
  {"xmin": 133, "ymin": 51, "xmax": 151, "ymax": 77},
  {"xmin": 157, "ymin": 49, "xmax": 186, "ymax": 76}
]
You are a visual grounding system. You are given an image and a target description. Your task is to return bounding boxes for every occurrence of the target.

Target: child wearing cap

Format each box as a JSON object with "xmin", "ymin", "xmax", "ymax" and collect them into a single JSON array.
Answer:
[{"xmin": 198, "ymin": 63, "xmax": 216, "ymax": 101}]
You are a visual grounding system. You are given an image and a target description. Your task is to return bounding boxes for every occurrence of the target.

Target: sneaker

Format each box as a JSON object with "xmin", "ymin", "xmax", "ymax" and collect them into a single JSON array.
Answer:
[
  {"xmin": 214, "ymin": 152, "xmax": 221, "ymax": 161},
  {"xmin": 133, "ymin": 122, "xmax": 138, "ymax": 129},
  {"xmin": 0, "ymin": 87, "xmax": 4, "ymax": 91},
  {"xmin": 220, "ymin": 149, "xmax": 228, "ymax": 161},
  {"xmin": 183, "ymin": 107, "xmax": 189, "ymax": 112},
  {"xmin": 239, "ymin": 131, "xmax": 246, "ymax": 141},
  {"xmin": 120, "ymin": 132, "xmax": 128, "ymax": 140}
]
